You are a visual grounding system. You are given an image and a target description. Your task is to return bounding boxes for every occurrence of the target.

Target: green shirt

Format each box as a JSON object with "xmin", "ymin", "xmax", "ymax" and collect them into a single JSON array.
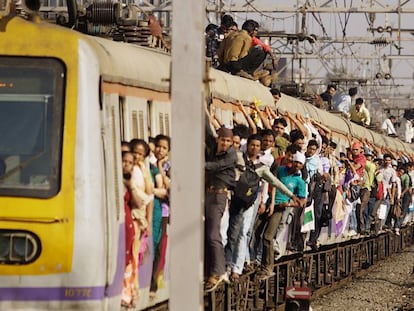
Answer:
[
  {"xmin": 401, "ymin": 173, "xmax": 410, "ymax": 191},
  {"xmin": 272, "ymin": 136, "xmax": 289, "ymax": 158},
  {"xmin": 363, "ymin": 160, "xmax": 376, "ymax": 191}
]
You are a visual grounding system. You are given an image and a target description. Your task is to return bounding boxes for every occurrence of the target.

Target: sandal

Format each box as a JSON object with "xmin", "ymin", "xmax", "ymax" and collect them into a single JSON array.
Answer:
[
  {"xmin": 204, "ymin": 275, "xmax": 223, "ymax": 292},
  {"xmin": 256, "ymin": 267, "xmax": 275, "ymax": 280},
  {"xmin": 121, "ymin": 301, "xmax": 135, "ymax": 309},
  {"xmin": 243, "ymin": 262, "xmax": 256, "ymax": 274},
  {"xmin": 149, "ymin": 291, "xmax": 156, "ymax": 301},
  {"xmin": 230, "ymin": 272, "xmax": 240, "ymax": 283}
]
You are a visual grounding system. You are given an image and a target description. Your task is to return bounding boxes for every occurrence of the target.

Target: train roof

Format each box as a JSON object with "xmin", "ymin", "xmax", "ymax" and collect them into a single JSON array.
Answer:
[
  {"xmin": 86, "ymin": 36, "xmax": 275, "ymax": 107},
  {"xmin": 276, "ymin": 93, "xmax": 414, "ymax": 154},
  {"xmin": 85, "ymin": 36, "xmax": 171, "ymax": 93},
  {"xmin": 84, "ymin": 33, "xmax": 413, "ymax": 154}
]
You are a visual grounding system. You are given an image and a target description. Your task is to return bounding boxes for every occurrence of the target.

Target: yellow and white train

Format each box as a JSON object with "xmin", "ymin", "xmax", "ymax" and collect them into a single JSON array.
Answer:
[
  {"xmin": 0, "ymin": 2, "xmax": 413, "ymax": 311},
  {"xmin": 0, "ymin": 6, "xmax": 173, "ymax": 311}
]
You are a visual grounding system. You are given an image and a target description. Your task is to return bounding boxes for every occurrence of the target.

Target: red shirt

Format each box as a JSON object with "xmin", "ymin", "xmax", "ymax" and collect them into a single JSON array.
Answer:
[
  {"xmin": 251, "ymin": 37, "xmax": 271, "ymax": 53},
  {"xmin": 352, "ymin": 153, "xmax": 366, "ymax": 177}
]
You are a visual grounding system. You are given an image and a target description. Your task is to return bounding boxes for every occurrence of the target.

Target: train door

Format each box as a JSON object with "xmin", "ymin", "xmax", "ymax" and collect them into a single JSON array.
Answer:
[
  {"xmin": 101, "ymin": 92, "xmax": 124, "ymax": 308},
  {"xmin": 121, "ymin": 96, "xmax": 149, "ymax": 141},
  {"xmin": 149, "ymin": 100, "xmax": 171, "ymax": 137}
]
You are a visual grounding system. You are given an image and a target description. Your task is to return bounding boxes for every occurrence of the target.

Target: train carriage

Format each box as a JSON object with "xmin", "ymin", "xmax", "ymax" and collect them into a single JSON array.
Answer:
[
  {"xmin": 0, "ymin": 13, "xmax": 125, "ymax": 311},
  {"xmin": 0, "ymin": 12, "xmax": 174, "ymax": 311}
]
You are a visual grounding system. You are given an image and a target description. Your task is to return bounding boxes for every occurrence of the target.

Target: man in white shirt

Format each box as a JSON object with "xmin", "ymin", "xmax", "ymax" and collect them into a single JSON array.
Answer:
[
  {"xmin": 380, "ymin": 154, "xmax": 397, "ymax": 230},
  {"xmin": 399, "ymin": 117, "xmax": 414, "ymax": 143},
  {"xmin": 381, "ymin": 115, "xmax": 398, "ymax": 136},
  {"xmin": 335, "ymin": 87, "xmax": 358, "ymax": 117}
]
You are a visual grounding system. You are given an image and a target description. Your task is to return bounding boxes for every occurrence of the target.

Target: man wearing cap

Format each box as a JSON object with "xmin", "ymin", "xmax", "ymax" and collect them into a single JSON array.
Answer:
[
  {"xmin": 256, "ymin": 151, "xmax": 307, "ymax": 278},
  {"xmin": 205, "ymin": 126, "xmax": 238, "ymax": 291},
  {"xmin": 344, "ymin": 141, "xmax": 367, "ymax": 235},
  {"xmin": 349, "ymin": 141, "xmax": 366, "ymax": 178}
]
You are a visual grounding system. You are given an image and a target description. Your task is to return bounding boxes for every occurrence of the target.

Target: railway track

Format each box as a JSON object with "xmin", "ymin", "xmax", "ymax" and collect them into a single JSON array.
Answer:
[
  {"xmin": 203, "ymin": 225, "xmax": 414, "ymax": 311},
  {"xmin": 144, "ymin": 225, "xmax": 414, "ymax": 311}
]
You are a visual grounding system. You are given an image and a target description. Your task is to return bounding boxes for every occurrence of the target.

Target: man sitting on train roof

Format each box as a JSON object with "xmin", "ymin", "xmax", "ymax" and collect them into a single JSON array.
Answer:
[
  {"xmin": 381, "ymin": 115, "xmax": 398, "ymax": 137},
  {"xmin": 315, "ymin": 84, "xmax": 337, "ymax": 110},
  {"xmin": 270, "ymin": 88, "xmax": 281, "ymax": 104},
  {"xmin": 217, "ymin": 19, "xmax": 275, "ymax": 86},
  {"xmin": 334, "ymin": 87, "xmax": 358, "ymax": 117},
  {"xmin": 349, "ymin": 97, "xmax": 371, "ymax": 127},
  {"xmin": 205, "ymin": 14, "xmax": 236, "ymax": 68}
]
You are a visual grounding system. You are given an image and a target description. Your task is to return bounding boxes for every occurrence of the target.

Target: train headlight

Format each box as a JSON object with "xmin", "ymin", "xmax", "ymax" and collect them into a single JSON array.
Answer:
[{"xmin": 0, "ymin": 230, "xmax": 41, "ymax": 264}]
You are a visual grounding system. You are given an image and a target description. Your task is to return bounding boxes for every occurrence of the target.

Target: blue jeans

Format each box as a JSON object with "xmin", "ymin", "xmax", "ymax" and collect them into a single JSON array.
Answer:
[
  {"xmin": 364, "ymin": 197, "xmax": 376, "ymax": 230},
  {"xmin": 246, "ymin": 197, "xmax": 261, "ymax": 263},
  {"xmin": 225, "ymin": 195, "xmax": 260, "ymax": 273},
  {"xmin": 349, "ymin": 201, "xmax": 358, "ymax": 231},
  {"xmin": 230, "ymin": 197, "xmax": 259, "ymax": 274}
]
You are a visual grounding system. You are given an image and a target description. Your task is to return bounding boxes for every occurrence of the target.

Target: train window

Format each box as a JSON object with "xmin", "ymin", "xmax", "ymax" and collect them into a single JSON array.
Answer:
[
  {"xmin": 159, "ymin": 112, "xmax": 164, "ymax": 134},
  {"xmin": 165, "ymin": 113, "xmax": 170, "ymax": 136},
  {"xmin": 138, "ymin": 111, "xmax": 145, "ymax": 139},
  {"xmin": 119, "ymin": 96, "xmax": 126, "ymax": 141},
  {"xmin": 0, "ymin": 57, "xmax": 65, "ymax": 198},
  {"xmin": 132, "ymin": 111, "xmax": 139, "ymax": 138}
]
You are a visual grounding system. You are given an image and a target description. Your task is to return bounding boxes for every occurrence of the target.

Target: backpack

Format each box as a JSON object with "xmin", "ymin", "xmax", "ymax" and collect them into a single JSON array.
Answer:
[
  {"xmin": 232, "ymin": 158, "xmax": 261, "ymax": 210},
  {"xmin": 306, "ymin": 171, "xmax": 323, "ymax": 206},
  {"xmin": 349, "ymin": 184, "xmax": 361, "ymax": 202}
]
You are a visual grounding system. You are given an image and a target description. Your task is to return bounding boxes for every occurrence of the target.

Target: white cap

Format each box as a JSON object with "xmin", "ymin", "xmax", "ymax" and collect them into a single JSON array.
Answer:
[
  {"xmin": 293, "ymin": 152, "xmax": 306, "ymax": 164},
  {"xmin": 259, "ymin": 153, "xmax": 274, "ymax": 167}
]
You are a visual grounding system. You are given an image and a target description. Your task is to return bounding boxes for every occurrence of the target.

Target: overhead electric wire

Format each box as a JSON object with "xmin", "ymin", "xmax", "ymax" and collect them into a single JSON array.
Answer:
[
  {"xmin": 243, "ymin": 0, "xmax": 296, "ymax": 21},
  {"xmin": 205, "ymin": 0, "xmax": 413, "ymax": 105}
]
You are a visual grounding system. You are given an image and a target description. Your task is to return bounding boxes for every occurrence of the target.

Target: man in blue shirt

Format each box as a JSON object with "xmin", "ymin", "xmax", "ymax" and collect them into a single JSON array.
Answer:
[{"xmin": 257, "ymin": 152, "xmax": 307, "ymax": 277}]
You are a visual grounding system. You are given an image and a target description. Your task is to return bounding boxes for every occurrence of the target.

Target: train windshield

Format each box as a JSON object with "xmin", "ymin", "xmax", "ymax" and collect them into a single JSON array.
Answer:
[{"xmin": 0, "ymin": 57, "xmax": 65, "ymax": 198}]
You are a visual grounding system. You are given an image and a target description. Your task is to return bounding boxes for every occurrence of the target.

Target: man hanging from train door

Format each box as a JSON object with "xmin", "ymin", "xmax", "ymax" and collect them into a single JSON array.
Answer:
[{"xmin": 204, "ymin": 125, "xmax": 238, "ymax": 291}]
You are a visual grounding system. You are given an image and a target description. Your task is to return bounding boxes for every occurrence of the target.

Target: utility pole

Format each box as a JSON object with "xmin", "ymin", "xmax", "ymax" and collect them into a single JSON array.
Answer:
[{"xmin": 170, "ymin": 0, "xmax": 204, "ymax": 310}]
